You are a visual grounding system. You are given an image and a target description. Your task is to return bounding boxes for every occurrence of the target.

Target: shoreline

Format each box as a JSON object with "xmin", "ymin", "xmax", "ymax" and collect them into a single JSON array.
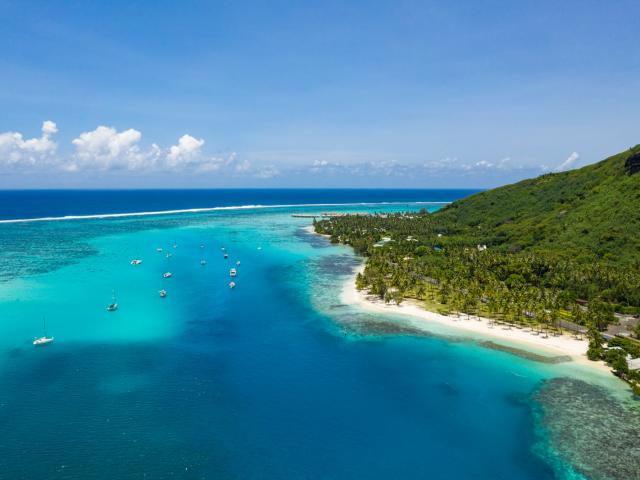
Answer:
[{"xmin": 341, "ymin": 263, "xmax": 614, "ymax": 376}]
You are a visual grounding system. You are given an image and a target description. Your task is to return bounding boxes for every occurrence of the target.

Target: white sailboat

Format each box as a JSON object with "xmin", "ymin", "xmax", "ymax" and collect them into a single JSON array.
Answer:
[
  {"xmin": 33, "ymin": 317, "xmax": 54, "ymax": 346},
  {"xmin": 106, "ymin": 289, "xmax": 118, "ymax": 312},
  {"xmin": 229, "ymin": 281, "xmax": 236, "ymax": 289},
  {"xmin": 159, "ymin": 289, "xmax": 167, "ymax": 298},
  {"xmin": 163, "ymin": 254, "xmax": 172, "ymax": 278}
]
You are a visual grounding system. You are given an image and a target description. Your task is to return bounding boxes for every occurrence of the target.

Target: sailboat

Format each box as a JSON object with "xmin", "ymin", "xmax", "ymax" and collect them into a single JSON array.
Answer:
[
  {"xmin": 163, "ymin": 254, "xmax": 172, "ymax": 278},
  {"xmin": 33, "ymin": 317, "xmax": 54, "ymax": 346},
  {"xmin": 229, "ymin": 281, "xmax": 236, "ymax": 289},
  {"xmin": 159, "ymin": 289, "xmax": 167, "ymax": 298},
  {"xmin": 200, "ymin": 259, "xmax": 207, "ymax": 266},
  {"xmin": 106, "ymin": 289, "xmax": 118, "ymax": 311}
]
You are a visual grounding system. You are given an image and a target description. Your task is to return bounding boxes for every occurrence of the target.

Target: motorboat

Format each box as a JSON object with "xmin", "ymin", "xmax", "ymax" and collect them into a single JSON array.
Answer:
[
  {"xmin": 163, "ymin": 272, "xmax": 172, "ymax": 278},
  {"xmin": 130, "ymin": 259, "xmax": 143, "ymax": 265},
  {"xmin": 229, "ymin": 268, "xmax": 237, "ymax": 277}
]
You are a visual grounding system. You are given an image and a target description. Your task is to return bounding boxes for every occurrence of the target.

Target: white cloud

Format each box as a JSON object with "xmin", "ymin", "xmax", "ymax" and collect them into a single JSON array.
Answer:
[
  {"xmin": 166, "ymin": 134, "xmax": 205, "ymax": 168},
  {"xmin": 0, "ymin": 121, "xmax": 58, "ymax": 167},
  {"xmin": 254, "ymin": 165, "xmax": 279, "ymax": 179},
  {"xmin": 42, "ymin": 120, "xmax": 58, "ymax": 136},
  {"xmin": 68, "ymin": 125, "xmax": 160, "ymax": 171},
  {"xmin": 555, "ymin": 152, "xmax": 579, "ymax": 172}
]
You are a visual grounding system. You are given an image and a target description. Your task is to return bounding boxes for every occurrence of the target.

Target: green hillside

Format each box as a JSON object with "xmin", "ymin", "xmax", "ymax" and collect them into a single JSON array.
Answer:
[
  {"xmin": 315, "ymin": 144, "xmax": 640, "ymax": 390},
  {"xmin": 435, "ymin": 145, "xmax": 640, "ymax": 266},
  {"xmin": 315, "ymin": 144, "xmax": 640, "ymax": 315}
]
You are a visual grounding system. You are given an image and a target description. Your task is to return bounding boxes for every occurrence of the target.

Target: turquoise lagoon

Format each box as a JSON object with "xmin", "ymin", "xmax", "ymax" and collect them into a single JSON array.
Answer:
[{"xmin": 0, "ymin": 202, "xmax": 638, "ymax": 480}]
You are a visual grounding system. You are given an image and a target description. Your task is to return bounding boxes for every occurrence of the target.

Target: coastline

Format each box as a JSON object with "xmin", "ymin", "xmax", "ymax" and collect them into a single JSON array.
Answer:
[{"xmin": 341, "ymin": 262, "xmax": 615, "ymax": 376}]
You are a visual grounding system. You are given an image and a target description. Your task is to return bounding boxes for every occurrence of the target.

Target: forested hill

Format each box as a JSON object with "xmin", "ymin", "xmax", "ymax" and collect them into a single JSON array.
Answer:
[
  {"xmin": 315, "ymin": 145, "xmax": 640, "ymax": 389},
  {"xmin": 433, "ymin": 145, "xmax": 640, "ymax": 266}
]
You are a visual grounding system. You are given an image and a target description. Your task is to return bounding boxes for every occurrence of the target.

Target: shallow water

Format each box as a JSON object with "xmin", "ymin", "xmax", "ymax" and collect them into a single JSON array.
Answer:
[{"xmin": 0, "ymin": 201, "xmax": 638, "ymax": 479}]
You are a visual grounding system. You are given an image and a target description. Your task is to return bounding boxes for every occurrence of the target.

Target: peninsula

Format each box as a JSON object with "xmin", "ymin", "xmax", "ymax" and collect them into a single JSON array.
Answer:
[{"xmin": 315, "ymin": 145, "xmax": 640, "ymax": 393}]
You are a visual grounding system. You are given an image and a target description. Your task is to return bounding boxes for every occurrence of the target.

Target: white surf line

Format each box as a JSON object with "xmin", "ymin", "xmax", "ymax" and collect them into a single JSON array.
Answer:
[{"xmin": 0, "ymin": 201, "xmax": 451, "ymax": 224}]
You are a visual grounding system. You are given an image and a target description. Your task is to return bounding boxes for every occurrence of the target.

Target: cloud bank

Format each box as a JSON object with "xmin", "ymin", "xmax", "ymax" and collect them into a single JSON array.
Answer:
[
  {"xmin": 0, "ymin": 121, "xmax": 258, "ymax": 178},
  {"xmin": 0, "ymin": 121, "xmax": 584, "ymax": 187}
]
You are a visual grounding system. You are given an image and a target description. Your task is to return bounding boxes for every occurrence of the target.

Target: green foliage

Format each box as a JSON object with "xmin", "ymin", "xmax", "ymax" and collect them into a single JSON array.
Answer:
[
  {"xmin": 434, "ymin": 145, "xmax": 640, "ymax": 267},
  {"xmin": 607, "ymin": 337, "xmax": 640, "ymax": 358},
  {"xmin": 605, "ymin": 348, "xmax": 630, "ymax": 376},
  {"xmin": 314, "ymin": 145, "xmax": 640, "ymax": 391},
  {"xmin": 587, "ymin": 327, "xmax": 604, "ymax": 361},
  {"xmin": 314, "ymin": 146, "xmax": 640, "ymax": 322}
]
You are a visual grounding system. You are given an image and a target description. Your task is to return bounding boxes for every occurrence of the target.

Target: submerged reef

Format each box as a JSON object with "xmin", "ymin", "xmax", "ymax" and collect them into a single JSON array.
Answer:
[{"xmin": 534, "ymin": 377, "xmax": 640, "ymax": 480}]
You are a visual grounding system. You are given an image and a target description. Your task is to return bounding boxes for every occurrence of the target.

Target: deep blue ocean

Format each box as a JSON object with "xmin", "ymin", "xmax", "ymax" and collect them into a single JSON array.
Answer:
[
  {"xmin": 0, "ymin": 189, "xmax": 478, "ymax": 220},
  {"xmin": 0, "ymin": 190, "xmax": 637, "ymax": 480}
]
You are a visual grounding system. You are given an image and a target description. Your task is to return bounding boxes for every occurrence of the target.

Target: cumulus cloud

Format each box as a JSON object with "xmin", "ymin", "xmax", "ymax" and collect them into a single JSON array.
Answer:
[
  {"xmin": 166, "ymin": 134, "xmax": 205, "ymax": 168},
  {"xmin": 1, "ymin": 121, "xmax": 270, "ymax": 179},
  {"xmin": 66, "ymin": 125, "xmax": 162, "ymax": 172},
  {"xmin": 0, "ymin": 120, "xmax": 58, "ymax": 167},
  {"xmin": 555, "ymin": 152, "xmax": 579, "ymax": 172}
]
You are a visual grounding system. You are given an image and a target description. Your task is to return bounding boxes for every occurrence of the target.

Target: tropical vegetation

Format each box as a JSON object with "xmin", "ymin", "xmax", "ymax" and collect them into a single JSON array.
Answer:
[{"xmin": 315, "ymin": 145, "xmax": 640, "ymax": 392}]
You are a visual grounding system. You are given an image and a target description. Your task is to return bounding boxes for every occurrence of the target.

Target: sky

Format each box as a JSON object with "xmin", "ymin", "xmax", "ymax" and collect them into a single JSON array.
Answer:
[{"xmin": 0, "ymin": 0, "xmax": 639, "ymax": 189}]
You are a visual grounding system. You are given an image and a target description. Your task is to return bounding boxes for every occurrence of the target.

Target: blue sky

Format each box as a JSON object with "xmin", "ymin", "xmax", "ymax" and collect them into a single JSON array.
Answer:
[{"xmin": 1, "ymin": 0, "xmax": 639, "ymax": 188}]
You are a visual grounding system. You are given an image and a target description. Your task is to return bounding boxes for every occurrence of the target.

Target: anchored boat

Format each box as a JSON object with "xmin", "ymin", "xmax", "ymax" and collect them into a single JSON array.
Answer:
[
  {"xmin": 33, "ymin": 317, "xmax": 54, "ymax": 346},
  {"xmin": 106, "ymin": 289, "xmax": 118, "ymax": 312}
]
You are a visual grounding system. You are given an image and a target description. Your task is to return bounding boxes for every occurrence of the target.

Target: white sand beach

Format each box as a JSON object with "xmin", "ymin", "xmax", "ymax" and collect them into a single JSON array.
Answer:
[{"xmin": 341, "ymin": 264, "xmax": 614, "ymax": 375}]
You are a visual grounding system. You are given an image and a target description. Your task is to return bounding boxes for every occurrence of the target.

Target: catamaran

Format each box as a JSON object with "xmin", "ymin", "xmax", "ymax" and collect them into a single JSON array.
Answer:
[
  {"xmin": 106, "ymin": 290, "xmax": 118, "ymax": 312},
  {"xmin": 229, "ymin": 268, "xmax": 237, "ymax": 277},
  {"xmin": 33, "ymin": 317, "xmax": 54, "ymax": 346}
]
